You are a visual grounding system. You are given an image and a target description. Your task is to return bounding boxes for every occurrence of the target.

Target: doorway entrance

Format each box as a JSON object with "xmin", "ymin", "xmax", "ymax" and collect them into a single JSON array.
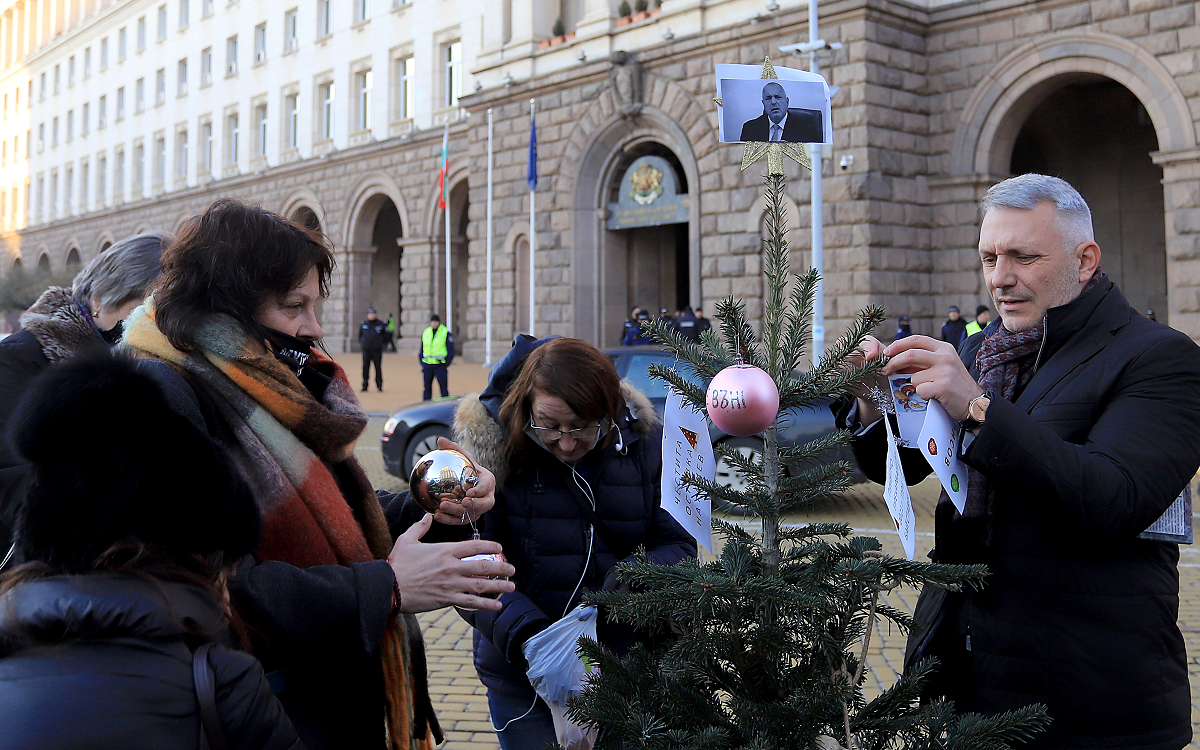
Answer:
[
  {"xmin": 368, "ymin": 198, "xmax": 403, "ymax": 341},
  {"xmin": 1009, "ymin": 78, "xmax": 1166, "ymax": 320}
]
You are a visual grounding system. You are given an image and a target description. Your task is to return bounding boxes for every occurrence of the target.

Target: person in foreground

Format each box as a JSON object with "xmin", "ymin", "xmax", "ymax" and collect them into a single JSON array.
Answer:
[
  {"xmin": 839, "ymin": 173, "xmax": 1200, "ymax": 749},
  {"xmin": 0, "ymin": 231, "xmax": 170, "ymax": 554},
  {"xmin": 122, "ymin": 199, "xmax": 515, "ymax": 750},
  {"xmin": 453, "ymin": 335, "xmax": 697, "ymax": 750},
  {"xmin": 0, "ymin": 351, "xmax": 300, "ymax": 750}
]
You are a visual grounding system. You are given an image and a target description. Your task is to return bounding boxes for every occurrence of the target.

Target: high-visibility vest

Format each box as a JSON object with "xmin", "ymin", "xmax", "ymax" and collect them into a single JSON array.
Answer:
[
  {"xmin": 422, "ymin": 325, "xmax": 449, "ymax": 364},
  {"xmin": 964, "ymin": 320, "xmax": 983, "ymax": 337}
]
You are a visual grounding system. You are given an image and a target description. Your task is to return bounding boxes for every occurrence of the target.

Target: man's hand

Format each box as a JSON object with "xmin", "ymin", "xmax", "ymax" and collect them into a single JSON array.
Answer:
[
  {"xmin": 430, "ymin": 437, "xmax": 496, "ymax": 526},
  {"xmin": 848, "ymin": 335, "xmax": 889, "ymax": 425},
  {"xmin": 388, "ymin": 515, "xmax": 516, "ymax": 612},
  {"xmin": 884, "ymin": 335, "xmax": 983, "ymax": 421}
]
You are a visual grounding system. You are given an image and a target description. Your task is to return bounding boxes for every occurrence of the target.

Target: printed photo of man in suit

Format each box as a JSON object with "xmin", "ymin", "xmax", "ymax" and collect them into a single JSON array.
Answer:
[{"xmin": 739, "ymin": 81, "xmax": 824, "ymax": 143}]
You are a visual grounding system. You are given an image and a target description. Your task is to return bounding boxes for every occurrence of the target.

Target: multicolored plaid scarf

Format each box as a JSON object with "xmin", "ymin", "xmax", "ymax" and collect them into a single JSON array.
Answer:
[
  {"xmin": 122, "ymin": 298, "xmax": 439, "ymax": 750},
  {"xmin": 960, "ymin": 269, "xmax": 1107, "ymax": 541}
]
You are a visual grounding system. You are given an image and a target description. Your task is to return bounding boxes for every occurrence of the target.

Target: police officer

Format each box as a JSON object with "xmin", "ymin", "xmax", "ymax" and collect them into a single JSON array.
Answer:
[
  {"xmin": 674, "ymin": 306, "xmax": 704, "ymax": 343},
  {"xmin": 359, "ymin": 308, "xmax": 387, "ymax": 392},
  {"xmin": 964, "ymin": 305, "xmax": 991, "ymax": 338},
  {"xmin": 419, "ymin": 313, "xmax": 455, "ymax": 401}
]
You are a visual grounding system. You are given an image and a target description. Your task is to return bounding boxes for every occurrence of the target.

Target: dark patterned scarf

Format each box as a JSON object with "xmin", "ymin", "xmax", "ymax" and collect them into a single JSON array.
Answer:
[{"xmin": 959, "ymin": 269, "xmax": 1107, "ymax": 541}]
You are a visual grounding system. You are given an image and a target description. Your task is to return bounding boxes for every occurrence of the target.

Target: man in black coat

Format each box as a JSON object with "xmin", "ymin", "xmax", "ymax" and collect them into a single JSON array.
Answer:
[
  {"xmin": 838, "ymin": 174, "xmax": 1200, "ymax": 749},
  {"xmin": 358, "ymin": 307, "xmax": 387, "ymax": 392},
  {"xmin": 739, "ymin": 81, "xmax": 823, "ymax": 143}
]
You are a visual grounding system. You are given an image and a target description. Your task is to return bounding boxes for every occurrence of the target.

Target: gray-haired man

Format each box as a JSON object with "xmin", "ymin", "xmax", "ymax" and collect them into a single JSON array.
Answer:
[{"xmin": 841, "ymin": 174, "xmax": 1200, "ymax": 747}]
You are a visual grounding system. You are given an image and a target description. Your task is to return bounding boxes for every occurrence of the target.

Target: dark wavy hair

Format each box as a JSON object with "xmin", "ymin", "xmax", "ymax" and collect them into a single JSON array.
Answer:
[
  {"xmin": 151, "ymin": 198, "xmax": 335, "ymax": 350},
  {"xmin": 498, "ymin": 338, "xmax": 624, "ymax": 465}
]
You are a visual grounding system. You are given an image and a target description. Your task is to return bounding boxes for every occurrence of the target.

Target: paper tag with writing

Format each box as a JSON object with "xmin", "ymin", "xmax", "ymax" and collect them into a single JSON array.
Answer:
[
  {"xmin": 661, "ymin": 390, "xmax": 715, "ymax": 552},
  {"xmin": 917, "ymin": 399, "xmax": 968, "ymax": 514},
  {"xmin": 888, "ymin": 374, "xmax": 927, "ymax": 448},
  {"xmin": 880, "ymin": 408, "xmax": 916, "ymax": 561}
]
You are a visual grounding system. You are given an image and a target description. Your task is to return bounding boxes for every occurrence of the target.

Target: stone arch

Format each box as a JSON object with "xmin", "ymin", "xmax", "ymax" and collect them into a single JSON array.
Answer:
[
  {"xmin": 131, "ymin": 223, "xmax": 153, "ymax": 237},
  {"xmin": 504, "ymin": 221, "xmax": 532, "ymax": 335},
  {"xmin": 562, "ymin": 74, "xmax": 718, "ymax": 344},
  {"xmin": 63, "ymin": 239, "xmax": 82, "ymax": 273},
  {"xmin": 280, "ymin": 189, "xmax": 328, "ymax": 234},
  {"xmin": 343, "ymin": 173, "xmax": 411, "ymax": 249},
  {"xmin": 36, "ymin": 250, "xmax": 51, "ymax": 274},
  {"xmin": 95, "ymin": 231, "xmax": 116, "ymax": 254},
  {"xmin": 170, "ymin": 212, "xmax": 193, "ymax": 235},
  {"xmin": 950, "ymin": 31, "xmax": 1197, "ymax": 176}
]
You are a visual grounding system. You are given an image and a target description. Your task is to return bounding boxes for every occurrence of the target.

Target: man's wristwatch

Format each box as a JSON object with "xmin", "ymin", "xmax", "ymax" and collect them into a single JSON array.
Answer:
[{"xmin": 961, "ymin": 393, "xmax": 991, "ymax": 431}]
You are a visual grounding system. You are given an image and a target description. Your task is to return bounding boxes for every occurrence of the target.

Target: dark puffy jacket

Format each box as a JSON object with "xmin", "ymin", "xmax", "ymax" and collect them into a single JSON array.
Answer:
[
  {"xmin": 838, "ymin": 280, "xmax": 1200, "ymax": 750},
  {"xmin": 0, "ymin": 573, "xmax": 302, "ymax": 750},
  {"xmin": 452, "ymin": 335, "xmax": 697, "ymax": 693},
  {"xmin": 359, "ymin": 319, "xmax": 388, "ymax": 350}
]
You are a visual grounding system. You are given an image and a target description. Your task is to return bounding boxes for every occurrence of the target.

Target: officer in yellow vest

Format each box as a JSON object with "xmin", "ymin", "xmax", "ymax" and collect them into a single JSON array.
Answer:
[
  {"xmin": 419, "ymin": 313, "xmax": 455, "ymax": 401},
  {"xmin": 964, "ymin": 304, "xmax": 992, "ymax": 338}
]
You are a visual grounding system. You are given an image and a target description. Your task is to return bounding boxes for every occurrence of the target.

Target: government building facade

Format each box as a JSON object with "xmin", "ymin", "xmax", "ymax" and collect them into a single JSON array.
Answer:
[{"xmin": 2, "ymin": 0, "xmax": 1198, "ymax": 359}]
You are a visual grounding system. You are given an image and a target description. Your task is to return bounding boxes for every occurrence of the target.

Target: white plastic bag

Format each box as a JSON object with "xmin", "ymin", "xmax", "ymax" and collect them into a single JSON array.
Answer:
[{"xmin": 522, "ymin": 604, "xmax": 600, "ymax": 750}]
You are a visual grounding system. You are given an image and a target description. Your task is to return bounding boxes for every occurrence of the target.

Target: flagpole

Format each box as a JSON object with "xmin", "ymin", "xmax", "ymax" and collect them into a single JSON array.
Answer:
[
  {"xmin": 485, "ymin": 108, "xmax": 494, "ymax": 366},
  {"xmin": 528, "ymin": 99, "xmax": 537, "ymax": 338},
  {"xmin": 443, "ymin": 119, "xmax": 452, "ymax": 334}
]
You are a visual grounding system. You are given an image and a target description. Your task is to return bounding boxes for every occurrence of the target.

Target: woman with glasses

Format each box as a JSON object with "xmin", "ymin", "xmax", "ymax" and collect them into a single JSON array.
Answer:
[{"xmin": 453, "ymin": 335, "xmax": 697, "ymax": 749}]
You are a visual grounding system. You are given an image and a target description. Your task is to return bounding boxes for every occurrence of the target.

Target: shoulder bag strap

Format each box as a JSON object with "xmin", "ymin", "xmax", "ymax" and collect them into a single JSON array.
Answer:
[{"xmin": 193, "ymin": 642, "xmax": 229, "ymax": 750}]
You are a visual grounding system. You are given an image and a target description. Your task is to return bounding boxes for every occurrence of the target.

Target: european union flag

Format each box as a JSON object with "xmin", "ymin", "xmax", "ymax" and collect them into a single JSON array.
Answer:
[{"xmin": 526, "ymin": 114, "xmax": 537, "ymax": 191}]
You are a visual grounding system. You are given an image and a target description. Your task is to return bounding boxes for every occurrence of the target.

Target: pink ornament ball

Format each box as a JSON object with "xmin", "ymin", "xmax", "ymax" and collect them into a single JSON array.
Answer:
[{"xmin": 705, "ymin": 364, "xmax": 780, "ymax": 436}]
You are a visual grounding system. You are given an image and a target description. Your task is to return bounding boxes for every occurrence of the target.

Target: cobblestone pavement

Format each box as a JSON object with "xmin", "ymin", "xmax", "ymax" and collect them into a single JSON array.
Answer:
[{"xmin": 357, "ymin": 419, "xmax": 1200, "ymax": 748}]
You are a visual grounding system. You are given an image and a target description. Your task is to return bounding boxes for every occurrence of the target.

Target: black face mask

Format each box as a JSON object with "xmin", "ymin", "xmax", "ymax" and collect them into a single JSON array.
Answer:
[
  {"xmin": 98, "ymin": 319, "xmax": 125, "ymax": 345},
  {"xmin": 264, "ymin": 328, "xmax": 331, "ymax": 401}
]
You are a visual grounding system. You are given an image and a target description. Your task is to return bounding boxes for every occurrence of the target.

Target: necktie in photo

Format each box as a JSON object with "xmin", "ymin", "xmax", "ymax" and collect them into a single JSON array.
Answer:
[{"xmin": 770, "ymin": 124, "xmax": 782, "ymax": 142}]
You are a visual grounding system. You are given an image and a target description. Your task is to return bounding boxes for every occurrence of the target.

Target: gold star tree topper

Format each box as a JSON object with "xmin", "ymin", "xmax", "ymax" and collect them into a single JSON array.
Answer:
[{"xmin": 715, "ymin": 56, "xmax": 812, "ymax": 174}]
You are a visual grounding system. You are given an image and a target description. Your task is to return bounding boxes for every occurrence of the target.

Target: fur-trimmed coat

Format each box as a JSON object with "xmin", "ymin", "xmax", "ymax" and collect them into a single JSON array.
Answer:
[
  {"xmin": 453, "ymin": 336, "xmax": 697, "ymax": 695},
  {"xmin": 0, "ymin": 287, "xmax": 105, "ymax": 553}
]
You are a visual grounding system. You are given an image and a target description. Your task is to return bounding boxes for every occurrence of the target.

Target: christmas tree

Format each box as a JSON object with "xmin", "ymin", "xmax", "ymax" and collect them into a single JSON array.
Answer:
[{"xmin": 569, "ymin": 87, "xmax": 1049, "ymax": 747}]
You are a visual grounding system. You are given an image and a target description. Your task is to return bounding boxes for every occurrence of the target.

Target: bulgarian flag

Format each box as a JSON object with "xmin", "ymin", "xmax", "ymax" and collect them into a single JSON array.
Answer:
[{"xmin": 437, "ymin": 123, "xmax": 449, "ymax": 210}]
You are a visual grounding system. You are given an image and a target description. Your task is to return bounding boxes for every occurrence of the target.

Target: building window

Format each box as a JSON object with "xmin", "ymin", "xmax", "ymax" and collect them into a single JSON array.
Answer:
[
  {"xmin": 53, "ymin": 64, "xmax": 60, "ymax": 94},
  {"xmin": 137, "ymin": 16, "xmax": 147, "ymax": 51},
  {"xmin": 227, "ymin": 113, "xmax": 240, "ymax": 164},
  {"xmin": 157, "ymin": 5, "xmax": 168, "ymax": 40},
  {"xmin": 66, "ymin": 111, "xmax": 74, "ymax": 141},
  {"xmin": 3, "ymin": 93, "xmax": 7, "ymax": 119},
  {"xmin": 154, "ymin": 136, "xmax": 166, "ymax": 185},
  {"xmin": 65, "ymin": 166, "xmax": 73, "ymax": 210},
  {"xmin": 318, "ymin": 81, "xmax": 334, "ymax": 140},
  {"xmin": 98, "ymin": 96, "xmax": 107, "ymax": 128},
  {"xmin": 80, "ymin": 162, "xmax": 88, "ymax": 209},
  {"xmin": 135, "ymin": 78, "xmax": 145, "ymax": 113},
  {"xmin": 115, "ymin": 150, "xmax": 125, "ymax": 197},
  {"xmin": 1, "ymin": 142, "xmax": 6, "ymax": 167},
  {"xmin": 255, "ymin": 103, "xmax": 268, "ymax": 156},
  {"xmin": 317, "ymin": 0, "xmax": 332, "ymax": 37},
  {"xmin": 201, "ymin": 121, "xmax": 213, "ymax": 173},
  {"xmin": 179, "ymin": 0, "xmax": 189, "ymax": 28},
  {"xmin": 155, "ymin": 69, "xmax": 166, "ymax": 105},
  {"xmin": 100, "ymin": 38, "xmax": 109, "ymax": 69},
  {"xmin": 395, "ymin": 56, "xmax": 414, "ymax": 119},
  {"xmin": 176, "ymin": 130, "xmax": 188, "ymax": 178},
  {"xmin": 134, "ymin": 143, "xmax": 145, "ymax": 193},
  {"xmin": 203, "ymin": 0, "xmax": 213, "ymax": 17},
  {"xmin": 254, "ymin": 23, "xmax": 266, "ymax": 64},
  {"xmin": 27, "ymin": 80, "xmax": 33, "ymax": 107},
  {"xmin": 354, "ymin": 0, "xmax": 368, "ymax": 23},
  {"xmin": 98, "ymin": 155, "xmax": 106, "ymax": 202},
  {"xmin": 68, "ymin": 56, "xmax": 75, "ymax": 87},
  {"xmin": 201, "ymin": 47, "xmax": 212, "ymax": 86},
  {"xmin": 226, "ymin": 36, "xmax": 237, "ymax": 77},
  {"xmin": 39, "ymin": 72, "xmax": 45, "ymax": 101},
  {"xmin": 84, "ymin": 48, "xmax": 92, "ymax": 78},
  {"xmin": 118, "ymin": 28, "xmax": 127, "ymax": 61},
  {"xmin": 52, "ymin": 118, "xmax": 60, "ymax": 147},
  {"xmin": 82, "ymin": 103, "xmax": 89, "ymax": 135},
  {"xmin": 355, "ymin": 69, "xmax": 372, "ymax": 131},
  {"xmin": 285, "ymin": 93, "xmax": 298, "ymax": 149},
  {"xmin": 177, "ymin": 59, "xmax": 188, "ymax": 96},
  {"xmin": 37, "ymin": 123, "xmax": 43, "ymax": 152},
  {"xmin": 116, "ymin": 87, "xmax": 125, "ymax": 120},
  {"xmin": 284, "ymin": 8, "xmax": 298, "ymax": 52},
  {"xmin": 444, "ymin": 41, "xmax": 462, "ymax": 107},
  {"xmin": 50, "ymin": 171, "xmax": 58, "ymax": 216}
]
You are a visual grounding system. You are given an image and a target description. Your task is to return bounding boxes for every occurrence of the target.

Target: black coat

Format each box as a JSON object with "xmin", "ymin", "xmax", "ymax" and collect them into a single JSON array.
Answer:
[
  {"xmin": 0, "ymin": 330, "xmax": 45, "ymax": 551},
  {"xmin": 142, "ymin": 362, "xmax": 467, "ymax": 750},
  {"xmin": 738, "ymin": 108, "xmax": 823, "ymax": 142},
  {"xmin": 452, "ymin": 336, "xmax": 697, "ymax": 695},
  {"xmin": 359, "ymin": 319, "xmax": 388, "ymax": 350},
  {"xmin": 0, "ymin": 573, "xmax": 301, "ymax": 750},
  {"xmin": 839, "ymin": 280, "xmax": 1200, "ymax": 749}
]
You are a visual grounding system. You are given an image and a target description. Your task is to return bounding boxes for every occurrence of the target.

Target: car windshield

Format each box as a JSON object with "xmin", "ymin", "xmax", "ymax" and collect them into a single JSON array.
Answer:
[{"xmin": 623, "ymin": 352, "xmax": 679, "ymax": 399}]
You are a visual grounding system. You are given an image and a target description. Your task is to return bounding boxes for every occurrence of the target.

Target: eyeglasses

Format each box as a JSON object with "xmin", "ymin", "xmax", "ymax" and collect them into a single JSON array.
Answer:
[{"xmin": 526, "ymin": 416, "xmax": 610, "ymax": 445}]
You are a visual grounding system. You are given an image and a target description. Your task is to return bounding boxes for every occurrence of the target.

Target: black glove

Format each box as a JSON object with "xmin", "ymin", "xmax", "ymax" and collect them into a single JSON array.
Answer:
[{"xmin": 601, "ymin": 566, "xmax": 631, "ymax": 594}]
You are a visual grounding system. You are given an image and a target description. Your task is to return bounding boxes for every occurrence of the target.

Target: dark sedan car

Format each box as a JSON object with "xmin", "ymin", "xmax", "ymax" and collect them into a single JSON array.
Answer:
[{"xmin": 381, "ymin": 347, "xmax": 858, "ymax": 497}]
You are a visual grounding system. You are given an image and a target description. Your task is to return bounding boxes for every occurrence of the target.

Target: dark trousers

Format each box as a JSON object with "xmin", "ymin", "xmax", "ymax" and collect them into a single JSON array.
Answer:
[
  {"xmin": 422, "ymin": 363, "xmax": 449, "ymax": 400},
  {"xmin": 361, "ymin": 347, "xmax": 383, "ymax": 390},
  {"xmin": 486, "ymin": 686, "xmax": 556, "ymax": 750}
]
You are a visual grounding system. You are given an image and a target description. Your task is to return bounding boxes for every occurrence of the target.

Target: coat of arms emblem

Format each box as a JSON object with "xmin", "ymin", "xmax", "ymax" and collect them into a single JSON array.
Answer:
[{"xmin": 628, "ymin": 163, "xmax": 665, "ymax": 205}]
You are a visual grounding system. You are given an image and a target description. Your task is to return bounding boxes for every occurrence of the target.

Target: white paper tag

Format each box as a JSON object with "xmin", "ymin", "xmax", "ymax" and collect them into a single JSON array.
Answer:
[
  {"xmin": 661, "ymin": 391, "xmax": 715, "ymax": 552},
  {"xmin": 880, "ymin": 409, "xmax": 916, "ymax": 561},
  {"xmin": 887, "ymin": 374, "xmax": 928, "ymax": 448},
  {"xmin": 917, "ymin": 399, "xmax": 969, "ymax": 514}
]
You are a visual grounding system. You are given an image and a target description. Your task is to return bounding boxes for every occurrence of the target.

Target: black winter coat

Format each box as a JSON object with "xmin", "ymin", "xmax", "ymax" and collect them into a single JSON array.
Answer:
[
  {"xmin": 452, "ymin": 336, "xmax": 697, "ymax": 695},
  {"xmin": 839, "ymin": 280, "xmax": 1200, "ymax": 749},
  {"xmin": 0, "ymin": 573, "xmax": 301, "ymax": 750},
  {"xmin": 143, "ymin": 363, "xmax": 467, "ymax": 750}
]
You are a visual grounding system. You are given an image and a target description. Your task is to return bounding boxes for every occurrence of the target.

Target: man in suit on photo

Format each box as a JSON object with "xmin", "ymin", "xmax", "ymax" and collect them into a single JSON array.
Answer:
[{"xmin": 739, "ymin": 81, "xmax": 824, "ymax": 143}]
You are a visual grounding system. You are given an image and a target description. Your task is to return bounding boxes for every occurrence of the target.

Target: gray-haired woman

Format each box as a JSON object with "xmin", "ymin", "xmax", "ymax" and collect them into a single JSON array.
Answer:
[{"xmin": 0, "ymin": 231, "xmax": 171, "ymax": 558}]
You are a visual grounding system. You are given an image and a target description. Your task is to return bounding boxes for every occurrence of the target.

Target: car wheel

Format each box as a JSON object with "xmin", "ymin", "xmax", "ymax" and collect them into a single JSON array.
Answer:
[
  {"xmin": 712, "ymin": 436, "xmax": 763, "ymax": 516},
  {"xmin": 403, "ymin": 425, "xmax": 452, "ymax": 478}
]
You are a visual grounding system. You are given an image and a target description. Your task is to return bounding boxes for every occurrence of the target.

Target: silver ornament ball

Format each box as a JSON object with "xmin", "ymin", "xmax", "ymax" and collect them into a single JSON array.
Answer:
[{"xmin": 409, "ymin": 449, "xmax": 480, "ymax": 514}]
